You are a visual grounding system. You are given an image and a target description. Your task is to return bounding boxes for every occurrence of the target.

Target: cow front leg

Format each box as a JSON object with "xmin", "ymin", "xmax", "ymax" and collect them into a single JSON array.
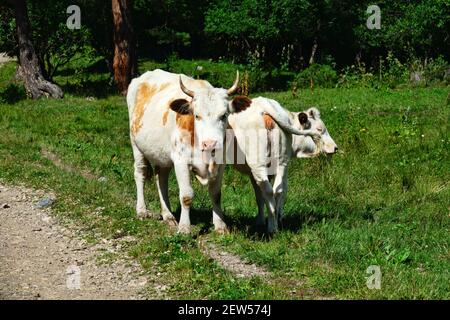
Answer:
[
  {"xmin": 174, "ymin": 162, "xmax": 193, "ymax": 234},
  {"xmin": 155, "ymin": 166, "xmax": 177, "ymax": 227},
  {"xmin": 208, "ymin": 167, "xmax": 228, "ymax": 234},
  {"xmin": 250, "ymin": 176, "xmax": 266, "ymax": 231},
  {"xmin": 132, "ymin": 142, "xmax": 151, "ymax": 220}
]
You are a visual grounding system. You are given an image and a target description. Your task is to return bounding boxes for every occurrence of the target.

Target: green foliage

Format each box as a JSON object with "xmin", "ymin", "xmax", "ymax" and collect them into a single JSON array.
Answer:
[
  {"xmin": 27, "ymin": 0, "xmax": 93, "ymax": 80},
  {"xmin": 423, "ymin": 57, "xmax": 450, "ymax": 84},
  {"xmin": 0, "ymin": 82, "xmax": 26, "ymax": 104},
  {"xmin": 0, "ymin": 0, "xmax": 93, "ymax": 81},
  {"xmin": 356, "ymin": 0, "xmax": 450, "ymax": 62},
  {"xmin": 163, "ymin": 56, "xmax": 245, "ymax": 89},
  {"xmin": 1, "ymin": 0, "xmax": 449, "ymax": 90},
  {"xmin": 380, "ymin": 52, "xmax": 410, "ymax": 88},
  {"xmin": 0, "ymin": 61, "xmax": 16, "ymax": 83},
  {"xmin": 132, "ymin": 0, "xmax": 209, "ymax": 59},
  {"xmin": 0, "ymin": 62, "xmax": 25, "ymax": 103},
  {"xmin": 295, "ymin": 64, "xmax": 338, "ymax": 88},
  {"xmin": 141, "ymin": 57, "xmax": 296, "ymax": 92},
  {"xmin": 337, "ymin": 63, "xmax": 376, "ymax": 88},
  {"xmin": 0, "ymin": 5, "xmax": 15, "ymax": 54},
  {"xmin": 337, "ymin": 54, "xmax": 410, "ymax": 89}
]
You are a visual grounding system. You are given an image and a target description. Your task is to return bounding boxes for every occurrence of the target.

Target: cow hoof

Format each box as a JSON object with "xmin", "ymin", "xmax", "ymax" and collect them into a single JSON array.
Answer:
[
  {"xmin": 137, "ymin": 210, "xmax": 150, "ymax": 220},
  {"xmin": 177, "ymin": 225, "xmax": 191, "ymax": 235},
  {"xmin": 137, "ymin": 210, "xmax": 161, "ymax": 221},
  {"xmin": 215, "ymin": 227, "xmax": 229, "ymax": 235},
  {"xmin": 149, "ymin": 211, "xmax": 162, "ymax": 220},
  {"xmin": 164, "ymin": 217, "xmax": 178, "ymax": 228}
]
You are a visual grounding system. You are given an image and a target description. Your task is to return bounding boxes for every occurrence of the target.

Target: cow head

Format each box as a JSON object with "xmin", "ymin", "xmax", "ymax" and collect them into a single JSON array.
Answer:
[
  {"xmin": 170, "ymin": 71, "xmax": 251, "ymax": 152},
  {"xmin": 291, "ymin": 107, "xmax": 338, "ymax": 158}
]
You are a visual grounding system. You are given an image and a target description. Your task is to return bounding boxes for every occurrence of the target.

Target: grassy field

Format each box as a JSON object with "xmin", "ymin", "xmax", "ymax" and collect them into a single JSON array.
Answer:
[{"xmin": 0, "ymin": 60, "xmax": 449, "ymax": 299}]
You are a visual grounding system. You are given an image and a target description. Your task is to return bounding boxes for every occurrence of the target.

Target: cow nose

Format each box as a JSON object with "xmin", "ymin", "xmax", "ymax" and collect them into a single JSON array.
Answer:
[
  {"xmin": 334, "ymin": 146, "xmax": 339, "ymax": 153},
  {"xmin": 201, "ymin": 139, "xmax": 218, "ymax": 151}
]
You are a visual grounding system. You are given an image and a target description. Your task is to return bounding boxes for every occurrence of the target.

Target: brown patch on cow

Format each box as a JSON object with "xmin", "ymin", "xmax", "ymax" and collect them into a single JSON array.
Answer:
[
  {"xmin": 232, "ymin": 96, "xmax": 252, "ymax": 113},
  {"xmin": 263, "ymin": 113, "xmax": 275, "ymax": 130},
  {"xmin": 162, "ymin": 110, "xmax": 169, "ymax": 125},
  {"xmin": 176, "ymin": 113, "xmax": 195, "ymax": 146},
  {"xmin": 131, "ymin": 83, "xmax": 158, "ymax": 136},
  {"xmin": 182, "ymin": 196, "xmax": 192, "ymax": 207},
  {"xmin": 159, "ymin": 83, "xmax": 171, "ymax": 91}
]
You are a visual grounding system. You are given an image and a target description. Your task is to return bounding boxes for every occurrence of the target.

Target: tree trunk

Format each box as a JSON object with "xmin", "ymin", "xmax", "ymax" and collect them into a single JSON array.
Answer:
[
  {"xmin": 9, "ymin": 0, "xmax": 63, "ymax": 99},
  {"xmin": 309, "ymin": 21, "xmax": 321, "ymax": 66},
  {"xmin": 309, "ymin": 39, "xmax": 318, "ymax": 65},
  {"xmin": 112, "ymin": 0, "xmax": 137, "ymax": 96}
]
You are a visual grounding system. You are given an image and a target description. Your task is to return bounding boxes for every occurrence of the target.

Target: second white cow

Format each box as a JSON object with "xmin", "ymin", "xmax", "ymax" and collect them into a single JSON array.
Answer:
[{"xmin": 227, "ymin": 97, "xmax": 338, "ymax": 233}]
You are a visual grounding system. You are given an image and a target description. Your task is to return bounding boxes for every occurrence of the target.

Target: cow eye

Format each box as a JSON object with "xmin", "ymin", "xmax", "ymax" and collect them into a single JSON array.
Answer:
[{"xmin": 195, "ymin": 115, "xmax": 202, "ymax": 120}]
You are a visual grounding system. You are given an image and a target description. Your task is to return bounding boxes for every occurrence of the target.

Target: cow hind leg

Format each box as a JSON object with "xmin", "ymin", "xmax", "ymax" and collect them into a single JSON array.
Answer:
[
  {"xmin": 155, "ymin": 166, "xmax": 177, "ymax": 227},
  {"xmin": 273, "ymin": 166, "xmax": 288, "ymax": 228},
  {"xmin": 250, "ymin": 176, "xmax": 266, "ymax": 232},
  {"xmin": 132, "ymin": 143, "xmax": 151, "ymax": 220},
  {"xmin": 252, "ymin": 169, "xmax": 278, "ymax": 234}
]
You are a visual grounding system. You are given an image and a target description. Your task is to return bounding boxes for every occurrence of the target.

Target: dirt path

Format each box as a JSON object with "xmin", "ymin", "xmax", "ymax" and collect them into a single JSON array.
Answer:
[
  {"xmin": 200, "ymin": 240, "xmax": 269, "ymax": 278},
  {"xmin": 0, "ymin": 183, "xmax": 161, "ymax": 300}
]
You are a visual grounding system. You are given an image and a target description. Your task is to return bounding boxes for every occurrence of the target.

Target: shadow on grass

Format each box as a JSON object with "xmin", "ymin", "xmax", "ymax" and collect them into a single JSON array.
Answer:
[
  {"xmin": 226, "ymin": 209, "xmax": 336, "ymax": 241},
  {"xmin": 53, "ymin": 60, "xmax": 118, "ymax": 99},
  {"xmin": 57, "ymin": 59, "xmax": 110, "ymax": 77},
  {"xmin": 0, "ymin": 82, "xmax": 27, "ymax": 104},
  {"xmin": 172, "ymin": 206, "xmax": 214, "ymax": 236},
  {"xmin": 58, "ymin": 78, "xmax": 117, "ymax": 99},
  {"xmin": 170, "ymin": 203, "xmax": 338, "ymax": 240}
]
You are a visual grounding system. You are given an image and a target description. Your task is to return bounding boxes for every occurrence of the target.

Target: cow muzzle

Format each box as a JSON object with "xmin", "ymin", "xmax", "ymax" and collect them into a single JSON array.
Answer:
[
  {"xmin": 201, "ymin": 139, "xmax": 218, "ymax": 151},
  {"xmin": 324, "ymin": 144, "xmax": 338, "ymax": 154}
]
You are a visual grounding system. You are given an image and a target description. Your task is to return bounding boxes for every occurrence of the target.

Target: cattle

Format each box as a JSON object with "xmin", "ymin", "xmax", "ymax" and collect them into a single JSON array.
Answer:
[
  {"xmin": 127, "ymin": 69, "xmax": 249, "ymax": 234},
  {"xmin": 127, "ymin": 70, "xmax": 321, "ymax": 235},
  {"xmin": 227, "ymin": 97, "xmax": 337, "ymax": 234}
]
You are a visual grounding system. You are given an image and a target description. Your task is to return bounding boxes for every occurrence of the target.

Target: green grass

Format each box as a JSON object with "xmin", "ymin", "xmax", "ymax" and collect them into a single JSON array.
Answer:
[{"xmin": 0, "ymin": 60, "xmax": 449, "ymax": 299}]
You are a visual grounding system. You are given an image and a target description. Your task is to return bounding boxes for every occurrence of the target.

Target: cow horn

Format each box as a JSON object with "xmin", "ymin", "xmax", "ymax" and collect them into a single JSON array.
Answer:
[
  {"xmin": 179, "ymin": 76, "xmax": 195, "ymax": 98},
  {"xmin": 227, "ymin": 71, "xmax": 240, "ymax": 95}
]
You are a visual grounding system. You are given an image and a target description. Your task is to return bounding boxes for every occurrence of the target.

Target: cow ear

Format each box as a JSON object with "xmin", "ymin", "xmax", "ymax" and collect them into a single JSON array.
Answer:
[
  {"xmin": 170, "ymin": 99, "xmax": 192, "ymax": 115},
  {"xmin": 308, "ymin": 107, "xmax": 320, "ymax": 119},
  {"xmin": 231, "ymin": 96, "xmax": 252, "ymax": 113},
  {"xmin": 298, "ymin": 112, "xmax": 308, "ymax": 125}
]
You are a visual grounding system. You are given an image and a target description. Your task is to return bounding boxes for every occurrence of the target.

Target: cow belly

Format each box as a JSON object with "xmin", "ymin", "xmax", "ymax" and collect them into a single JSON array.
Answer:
[{"xmin": 134, "ymin": 126, "xmax": 173, "ymax": 167}]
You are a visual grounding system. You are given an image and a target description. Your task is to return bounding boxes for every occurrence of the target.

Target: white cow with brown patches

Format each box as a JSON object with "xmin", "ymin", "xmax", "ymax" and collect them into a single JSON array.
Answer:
[
  {"xmin": 127, "ymin": 69, "xmax": 248, "ymax": 234},
  {"xmin": 127, "ymin": 70, "xmax": 321, "ymax": 234},
  {"xmin": 227, "ymin": 97, "xmax": 337, "ymax": 233}
]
